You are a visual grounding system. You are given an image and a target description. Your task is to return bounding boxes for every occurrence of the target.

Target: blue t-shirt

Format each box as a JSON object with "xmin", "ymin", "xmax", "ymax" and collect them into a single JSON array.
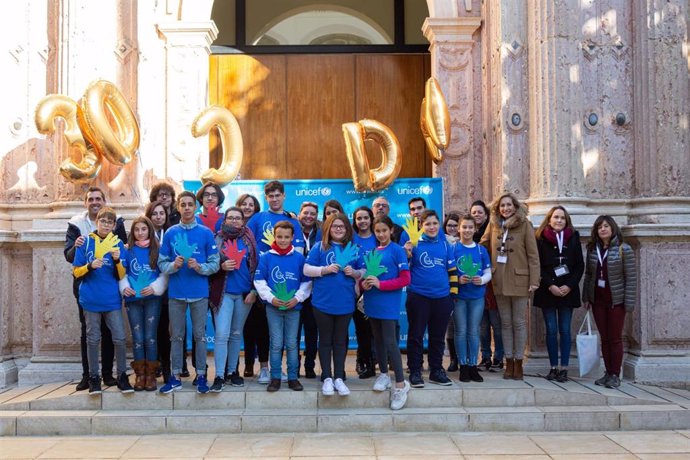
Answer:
[
  {"xmin": 247, "ymin": 210, "xmax": 305, "ymax": 254},
  {"xmin": 353, "ymin": 233, "xmax": 378, "ymax": 255},
  {"xmin": 124, "ymin": 245, "xmax": 162, "ymax": 302},
  {"xmin": 219, "ymin": 237, "xmax": 253, "ymax": 295},
  {"xmin": 159, "ymin": 223, "xmax": 218, "ymax": 299},
  {"xmin": 74, "ymin": 233, "xmax": 127, "ymax": 312},
  {"xmin": 306, "ymin": 241, "xmax": 364, "ymax": 315},
  {"xmin": 408, "ymin": 234, "xmax": 455, "ymax": 298},
  {"xmin": 454, "ymin": 242, "xmax": 491, "ymax": 300},
  {"xmin": 363, "ymin": 243, "xmax": 409, "ymax": 320},
  {"xmin": 195, "ymin": 214, "xmax": 223, "ymax": 233},
  {"xmin": 254, "ymin": 250, "xmax": 308, "ymax": 311}
]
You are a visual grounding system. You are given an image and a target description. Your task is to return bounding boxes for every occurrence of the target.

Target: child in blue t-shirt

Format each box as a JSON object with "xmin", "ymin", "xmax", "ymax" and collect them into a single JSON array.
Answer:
[
  {"xmin": 404, "ymin": 209, "xmax": 458, "ymax": 389},
  {"xmin": 304, "ymin": 213, "xmax": 364, "ymax": 396},
  {"xmin": 361, "ymin": 216, "xmax": 411, "ymax": 410},
  {"xmin": 120, "ymin": 216, "xmax": 168, "ymax": 391},
  {"xmin": 352, "ymin": 206, "xmax": 377, "ymax": 379},
  {"xmin": 254, "ymin": 221, "xmax": 312, "ymax": 392},
  {"xmin": 452, "ymin": 214, "xmax": 492, "ymax": 383},
  {"xmin": 72, "ymin": 207, "xmax": 133, "ymax": 395}
]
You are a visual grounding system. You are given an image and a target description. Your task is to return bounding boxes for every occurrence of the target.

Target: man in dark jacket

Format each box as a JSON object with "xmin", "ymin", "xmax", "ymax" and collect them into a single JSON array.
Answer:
[{"xmin": 64, "ymin": 187, "xmax": 127, "ymax": 390}]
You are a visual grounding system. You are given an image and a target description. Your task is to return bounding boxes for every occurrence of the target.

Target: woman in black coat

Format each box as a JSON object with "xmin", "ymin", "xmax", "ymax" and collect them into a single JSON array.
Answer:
[{"xmin": 533, "ymin": 206, "xmax": 584, "ymax": 382}]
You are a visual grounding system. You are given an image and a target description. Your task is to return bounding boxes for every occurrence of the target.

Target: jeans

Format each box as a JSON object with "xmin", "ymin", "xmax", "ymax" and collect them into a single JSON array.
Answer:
[
  {"xmin": 84, "ymin": 309, "xmax": 127, "ymax": 377},
  {"xmin": 266, "ymin": 306, "xmax": 301, "ymax": 380},
  {"xmin": 313, "ymin": 307, "xmax": 352, "ymax": 380},
  {"xmin": 370, "ymin": 317, "xmax": 405, "ymax": 383},
  {"xmin": 78, "ymin": 302, "xmax": 114, "ymax": 377},
  {"xmin": 479, "ymin": 309, "xmax": 504, "ymax": 361},
  {"xmin": 213, "ymin": 293, "xmax": 252, "ymax": 378},
  {"xmin": 405, "ymin": 292, "xmax": 454, "ymax": 373},
  {"xmin": 495, "ymin": 295, "xmax": 529, "ymax": 359},
  {"xmin": 453, "ymin": 297, "xmax": 485, "ymax": 366},
  {"xmin": 298, "ymin": 298, "xmax": 318, "ymax": 370},
  {"xmin": 125, "ymin": 297, "xmax": 162, "ymax": 361},
  {"xmin": 169, "ymin": 298, "xmax": 208, "ymax": 376},
  {"xmin": 541, "ymin": 306, "xmax": 573, "ymax": 367}
]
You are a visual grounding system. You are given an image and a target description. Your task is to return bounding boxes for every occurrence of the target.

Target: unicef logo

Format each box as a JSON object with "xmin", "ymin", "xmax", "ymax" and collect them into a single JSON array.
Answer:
[
  {"xmin": 295, "ymin": 187, "xmax": 332, "ymax": 197},
  {"xmin": 270, "ymin": 266, "xmax": 286, "ymax": 283},
  {"xmin": 320, "ymin": 187, "xmax": 332, "ymax": 196},
  {"xmin": 419, "ymin": 251, "xmax": 435, "ymax": 268},
  {"xmin": 396, "ymin": 185, "xmax": 433, "ymax": 195}
]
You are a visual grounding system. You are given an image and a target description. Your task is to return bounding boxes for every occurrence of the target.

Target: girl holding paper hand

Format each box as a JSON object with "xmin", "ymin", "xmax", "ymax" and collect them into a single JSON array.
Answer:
[
  {"xmin": 120, "ymin": 216, "xmax": 168, "ymax": 391},
  {"xmin": 208, "ymin": 206, "xmax": 258, "ymax": 392},
  {"xmin": 352, "ymin": 206, "xmax": 377, "ymax": 379},
  {"xmin": 534, "ymin": 206, "xmax": 584, "ymax": 383},
  {"xmin": 304, "ymin": 213, "xmax": 364, "ymax": 396}
]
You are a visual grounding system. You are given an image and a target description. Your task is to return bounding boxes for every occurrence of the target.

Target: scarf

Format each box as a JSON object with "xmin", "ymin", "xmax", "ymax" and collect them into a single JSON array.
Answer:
[
  {"xmin": 135, "ymin": 239, "xmax": 150, "ymax": 248},
  {"xmin": 271, "ymin": 241, "xmax": 293, "ymax": 256},
  {"xmin": 542, "ymin": 226, "xmax": 573, "ymax": 246},
  {"xmin": 220, "ymin": 224, "xmax": 258, "ymax": 273}
]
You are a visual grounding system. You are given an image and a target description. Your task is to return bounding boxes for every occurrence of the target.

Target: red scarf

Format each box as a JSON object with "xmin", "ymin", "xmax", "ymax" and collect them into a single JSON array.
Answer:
[
  {"xmin": 271, "ymin": 241, "xmax": 293, "ymax": 256},
  {"xmin": 542, "ymin": 226, "xmax": 573, "ymax": 245}
]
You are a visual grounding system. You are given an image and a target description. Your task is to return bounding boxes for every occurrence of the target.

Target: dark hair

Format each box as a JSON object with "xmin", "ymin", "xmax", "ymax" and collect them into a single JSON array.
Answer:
[
  {"xmin": 177, "ymin": 190, "xmax": 196, "ymax": 206},
  {"xmin": 85, "ymin": 186, "xmax": 106, "ymax": 202},
  {"xmin": 196, "ymin": 182, "xmax": 225, "ymax": 206},
  {"xmin": 127, "ymin": 216, "xmax": 160, "ymax": 268},
  {"xmin": 587, "ymin": 215, "xmax": 623, "ymax": 250},
  {"xmin": 373, "ymin": 215, "xmax": 394, "ymax": 230},
  {"xmin": 321, "ymin": 212, "xmax": 353, "ymax": 250},
  {"xmin": 144, "ymin": 200, "xmax": 169, "ymax": 230},
  {"xmin": 322, "ymin": 199, "xmax": 344, "ymax": 221},
  {"xmin": 470, "ymin": 200, "xmax": 490, "ymax": 218},
  {"xmin": 235, "ymin": 193, "xmax": 260, "ymax": 216},
  {"xmin": 224, "ymin": 206, "xmax": 245, "ymax": 222},
  {"xmin": 149, "ymin": 182, "xmax": 175, "ymax": 203},
  {"xmin": 264, "ymin": 180, "xmax": 284, "ymax": 195},
  {"xmin": 300, "ymin": 201, "xmax": 319, "ymax": 213},
  {"xmin": 273, "ymin": 220, "xmax": 295, "ymax": 236},
  {"xmin": 419, "ymin": 209, "xmax": 439, "ymax": 224},
  {"xmin": 352, "ymin": 206, "xmax": 374, "ymax": 234},
  {"xmin": 408, "ymin": 197, "xmax": 426, "ymax": 209},
  {"xmin": 443, "ymin": 212, "xmax": 461, "ymax": 233},
  {"xmin": 536, "ymin": 206, "xmax": 574, "ymax": 239}
]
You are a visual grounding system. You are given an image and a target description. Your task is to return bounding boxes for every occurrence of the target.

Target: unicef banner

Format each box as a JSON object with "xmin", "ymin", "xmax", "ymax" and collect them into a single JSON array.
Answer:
[{"xmin": 183, "ymin": 178, "xmax": 442, "ymax": 350}]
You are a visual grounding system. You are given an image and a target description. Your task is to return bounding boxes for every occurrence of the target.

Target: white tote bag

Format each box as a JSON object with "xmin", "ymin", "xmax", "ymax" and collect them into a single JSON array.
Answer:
[{"xmin": 576, "ymin": 310, "xmax": 600, "ymax": 377}]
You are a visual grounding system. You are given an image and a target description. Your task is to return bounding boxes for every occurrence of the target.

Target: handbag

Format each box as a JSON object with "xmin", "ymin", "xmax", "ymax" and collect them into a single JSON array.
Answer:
[{"xmin": 576, "ymin": 310, "xmax": 600, "ymax": 377}]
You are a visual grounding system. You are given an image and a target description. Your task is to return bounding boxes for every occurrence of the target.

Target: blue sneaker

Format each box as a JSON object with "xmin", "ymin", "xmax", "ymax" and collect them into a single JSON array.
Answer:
[
  {"xmin": 159, "ymin": 376, "xmax": 182, "ymax": 394},
  {"xmin": 196, "ymin": 374, "xmax": 209, "ymax": 394}
]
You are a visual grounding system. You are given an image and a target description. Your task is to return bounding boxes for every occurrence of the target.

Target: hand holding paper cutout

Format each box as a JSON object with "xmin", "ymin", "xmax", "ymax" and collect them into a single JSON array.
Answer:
[
  {"xmin": 199, "ymin": 206, "xmax": 222, "ymax": 230},
  {"xmin": 94, "ymin": 233, "xmax": 121, "ymax": 259},
  {"xmin": 334, "ymin": 242, "xmax": 359, "ymax": 267},
  {"xmin": 403, "ymin": 217, "xmax": 424, "ymax": 246},
  {"xmin": 222, "ymin": 240, "xmax": 246, "ymax": 267},
  {"xmin": 171, "ymin": 233, "xmax": 198, "ymax": 260},
  {"xmin": 261, "ymin": 228, "xmax": 275, "ymax": 247},
  {"xmin": 128, "ymin": 271, "xmax": 154, "ymax": 297},
  {"xmin": 364, "ymin": 250, "xmax": 388, "ymax": 278},
  {"xmin": 272, "ymin": 281, "xmax": 297, "ymax": 310},
  {"xmin": 458, "ymin": 254, "xmax": 480, "ymax": 278}
]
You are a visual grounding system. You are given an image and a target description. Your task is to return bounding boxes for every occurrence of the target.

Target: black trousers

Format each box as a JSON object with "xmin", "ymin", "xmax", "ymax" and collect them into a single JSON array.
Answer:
[
  {"xmin": 405, "ymin": 292, "xmax": 453, "ymax": 373},
  {"xmin": 298, "ymin": 298, "xmax": 318, "ymax": 370},
  {"xmin": 243, "ymin": 300, "xmax": 269, "ymax": 366}
]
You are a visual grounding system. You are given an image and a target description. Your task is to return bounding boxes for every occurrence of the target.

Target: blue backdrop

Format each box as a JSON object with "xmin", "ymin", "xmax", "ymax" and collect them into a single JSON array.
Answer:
[{"xmin": 182, "ymin": 178, "xmax": 443, "ymax": 351}]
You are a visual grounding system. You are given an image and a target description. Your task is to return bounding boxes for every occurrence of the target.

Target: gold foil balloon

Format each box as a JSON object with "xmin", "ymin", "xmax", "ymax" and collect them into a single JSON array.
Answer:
[
  {"xmin": 35, "ymin": 94, "xmax": 102, "ymax": 182},
  {"xmin": 191, "ymin": 105, "xmax": 243, "ymax": 187},
  {"xmin": 420, "ymin": 98, "xmax": 443, "ymax": 164},
  {"xmin": 78, "ymin": 80, "xmax": 140, "ymax": 166},
  {"xmin": 421, "ymin": 78, "xmax": 451, "ymax": 164},
  {"xmin": 342, "ymin": 119, "xmax": 402, "ymax": 192}
]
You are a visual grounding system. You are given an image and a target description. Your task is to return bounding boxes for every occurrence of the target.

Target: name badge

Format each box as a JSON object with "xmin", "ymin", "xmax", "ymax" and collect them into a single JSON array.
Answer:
[
  {"xmin": 554, "ymin": 265, "xmax": 569, "ymax": 277},
  {"xmin": 597, "ymin": 279, "xmax": 606, "ymax": 288},
  {"xmin": 496, "ymin": 254, "xmax": 508, "ymax": 264}
]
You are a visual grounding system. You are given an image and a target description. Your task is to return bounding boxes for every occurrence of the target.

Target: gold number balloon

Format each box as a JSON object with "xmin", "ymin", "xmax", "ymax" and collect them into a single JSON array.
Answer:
[
  {"xmin": 35, "ymin": 94, "xmax": 102, "ymax": 182},
  {"xmin": 78, "ymin": 80, "xmax": 140, "ymax": 166},
  {"xmin": 342, "ymin": 119, "xmax": 402, "ymax": 192},
  {"xmin": 420, "ymin": 77, "xmax": 451, "ymax": 164},
  {"xmin": 191, "ymin": 105, "xmax": 244, "ymax": 187}
]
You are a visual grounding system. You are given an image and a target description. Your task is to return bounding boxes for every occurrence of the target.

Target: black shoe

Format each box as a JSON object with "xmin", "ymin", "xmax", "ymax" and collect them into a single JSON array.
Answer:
[
  {"xmin": 117, "ymin": 372, "xmax": 134, "ymax": 393},
  {"xmin": 358, "ymin": 361, "xmax": 375, "ymax": 379},
  {"xmin": 469, "ymin": 366, "xmax": 484, "ymax": 382},
  {"xmin": 102, "ymin": 374, "xmax": 117, "ymax": 387},
  {"xmin": 605, "ymin": 374, "xmax": 621, "ymax": 388},
  {"xmin": 409, "ymin": 371, "xmax": 425, "ymax": 388},
  {"xmin": 595, "ymin": 373, "xmax": 610, "ymax": 386},
  {"xmin": 88, "ymin": 376, "xmax": 102, "ymax": 395},
  {"xmin": 546, "ymin": 367, "xmax": 559, "ymax": 381},
  {"xmin": 459, "ymin": 365, "xmax": 471, "ymax": 382},
  {"xmin": 243, "ymin": 367, "xmax": 254, "ymax": 378},
  {"xmin": 288, "ymin": 379, "xmax": 304, "ymax": 391},
  {"xmin": 479, "ymin": 357, "xmax": 492, "ymax": 371},
  {"xmin": 304, "ymin": 368, "xmax": 317, "ymax": 379},
  {"xmin": 75, "ymin": 376, "xmax": 89, "ymax": 391},
  {"xmin": 355, "ymin": 359, "xmax": 365, "ymax": 375},
  {"xmin": 556, "ymin": 369, "xmax": 568, "ymax": 383},
  {"xmin": 227, "ymin": 371, "xmax": 244, "ymax": 387},
  {"xmin": 210, "ymin": 376, "xmax": 225, "ymax": 393},
  {"xmin": 180, "ymin": 362, "xmax": 190, "ymax": 378},
  {"xmin": 491, "ymin": 359, "xmax": 504, "ymax": 371},
  {"xmin": 429, "ymin": 369, "xmax": 452, "ymax": 386},
  {"xmin": 267, "ymin": 378, "xmax": 281, "ymax": 392},
  {"xmin": 447, "ymin": 359, "xmax": 459, "ymax": 373},
  {"xmin": 193, "ymin": 374, "xmax": 199, "ymax": 385}
]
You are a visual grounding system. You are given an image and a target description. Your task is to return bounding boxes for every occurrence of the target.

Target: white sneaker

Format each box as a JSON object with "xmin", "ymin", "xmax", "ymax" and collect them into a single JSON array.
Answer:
[
  {"xmin": 333, "ymin": 378, "xmax": 350, "ymax": 396},
  {"xmin": 281, "ymin": 372, "xmax": 288, "ymax": 382},
  {"xmin": 390, "ymin": 381, "xmax": 410, "ymax": 410},
  {"xmin": 322, "ymin": 377, "xmax": 335, "ymax": 396},
  {"xmin": 257, "ymin": 367, "xmax": 270, "ymax": 384},
  {"xmin": 373, "ymin": 373, "xmax": 391, "ymax": 392}
]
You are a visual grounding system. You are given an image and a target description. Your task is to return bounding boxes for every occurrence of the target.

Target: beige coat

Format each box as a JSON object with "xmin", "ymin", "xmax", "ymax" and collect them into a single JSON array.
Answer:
[{"xmin": 480, "ymin": 204, "xmax": 540, "ymax": 297}]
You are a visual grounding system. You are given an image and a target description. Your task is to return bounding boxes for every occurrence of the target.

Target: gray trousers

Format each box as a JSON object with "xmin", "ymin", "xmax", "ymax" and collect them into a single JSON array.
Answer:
[
  {"xmin": 169, "ymin": 298, "xmax": 208, "ymax": 376},
  {"xmin": 84, "ymin": 309, "xmax": 127, "ymax": 378}
]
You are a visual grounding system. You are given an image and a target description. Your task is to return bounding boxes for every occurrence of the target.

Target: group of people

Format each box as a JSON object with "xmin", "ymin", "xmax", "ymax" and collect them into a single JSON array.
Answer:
[{"xmin": 64, "ymin": 180, "xmax": 638, "ymax": 412}]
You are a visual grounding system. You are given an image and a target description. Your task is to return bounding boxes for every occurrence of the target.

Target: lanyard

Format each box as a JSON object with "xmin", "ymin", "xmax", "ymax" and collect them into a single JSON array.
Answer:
[
  {"xmin": 596, "ymin": 246, "xmax": 608, "ymax": 278},
  {"xmin": 500, "ymin": 228, "xmax": 509, "ymax": 250},
  {"xmin": 556, "ymin": 231, "xmax": 564, "ymax": 255},
  {"xmin": 303, "ymin": 229, "xmax": 313, "ymax": 253}
]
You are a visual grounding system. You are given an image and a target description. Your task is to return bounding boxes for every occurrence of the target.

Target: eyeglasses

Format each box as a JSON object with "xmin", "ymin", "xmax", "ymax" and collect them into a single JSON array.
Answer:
[
  {"xmin": 331, "ymin": 224, "xmax": 346, "ymax": 230},
  {"xmin": 446, "ymin": 224, "xmax": 458, "ymax": 228},
  {"xmin": 203, "ymin": 192, "xmax": 218, "ymax": 199},
  {"xmin": 157, "ymin": 192, "xmax": 171, "ymax": 198},
  {"xmin": 373, "ymin": 203, "xmax": 389, "ymax": 208},
  {"xmin": 98, "ymin": 219, "xmax": 115, "ymax": 225},
  {"xmin": 226, "ymin": 216, "xmax": 243, "ymax": 222}
]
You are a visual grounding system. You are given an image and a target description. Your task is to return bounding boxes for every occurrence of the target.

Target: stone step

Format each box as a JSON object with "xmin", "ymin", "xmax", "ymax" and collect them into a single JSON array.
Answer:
[{"xmin": 2, "ymin": 404, "xmax": 689, "ymax": 436}]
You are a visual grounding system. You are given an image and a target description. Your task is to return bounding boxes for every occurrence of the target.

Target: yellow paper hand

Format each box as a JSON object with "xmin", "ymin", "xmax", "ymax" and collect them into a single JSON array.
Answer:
[
  {"xmin": 403, "ymin": 217, "xmax": 424, "ymax": 246},
  {"xmin": 94, "ymin": 233, "xmax": 120, "ymax": 259},
  {"xmin": 262, "ymin": 228, "xmax": 275, "ymax": 247}
]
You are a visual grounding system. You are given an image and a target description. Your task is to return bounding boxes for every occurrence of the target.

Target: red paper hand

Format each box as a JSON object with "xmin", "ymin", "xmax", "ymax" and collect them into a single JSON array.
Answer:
[
  {"xmin": 222, "ymin": 240, "xmax": 246, "ymax": 267},
  {"xmin": 199, "ymin": 206, "xmax": 222, "ymax": 230}
]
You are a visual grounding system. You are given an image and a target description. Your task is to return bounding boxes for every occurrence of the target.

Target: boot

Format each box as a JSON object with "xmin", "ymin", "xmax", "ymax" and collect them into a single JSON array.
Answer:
[
  {"xmin": 513, "ymin": 359, "xmax": 524, "ymax": 380},
  {"xmin": 358, "ymin": 359, "xmax": 376, "ymax": 379},
  {"xmin": 131, "ymin": 360, "xmax": 146, "ymax": 391},
  {"xmin": 503, "ymin": 358, "xmax": 514, "ymax": 380},
  {"xmin": 446, "ymin": 338, "xmax": 458, "ymax": 372},
  {"xmin": 145, "ymin": 360, "xmax": 159, "ymax": 391}
]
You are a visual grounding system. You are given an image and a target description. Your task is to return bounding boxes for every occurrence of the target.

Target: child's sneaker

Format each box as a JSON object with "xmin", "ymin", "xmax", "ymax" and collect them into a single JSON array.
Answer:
[
  {"xmin": 257, "ymin": 367, "xmax": 270, "ymax": 384},
  {"xmin": 210, "ymin": 376, "xmax": 225, "ymax": 392},
  {"xmin": 159, "ymin": 376, "xmax": 182, "ymax": 394},
  {"xmin": 227, "ymin": 371, "xmax": 244, "ymax": 387},
  {"xmin": 322, "ymin": 377, "xmax": 335, "ymax": 396},
  {"xmin": 88, "ymin": 376, "xmax": 102, "ymax": 396},
  {"xmin": 373, "ymin": 373, "xmax": 391, "ymax": 392},
  {"xmin": 117, "ymin": 372, "xmax": 134, "ymax": 394},
  {"xmin": 390, "ymin": 381, "xmax": 410, "ymax": 410},
  {"xmin": 334, "ymin": 378, "xmax": 350, "ymax": 396},
  {"xmin": 196, "ymin": 375, "xmax": 209, "ymax": 394}
]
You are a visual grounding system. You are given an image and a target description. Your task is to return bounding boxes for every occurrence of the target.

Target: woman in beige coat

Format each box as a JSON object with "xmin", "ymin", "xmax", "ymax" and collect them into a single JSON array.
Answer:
[{"xmin": 480, "ymin": 193, "xmax": 540, "ymax": 379}]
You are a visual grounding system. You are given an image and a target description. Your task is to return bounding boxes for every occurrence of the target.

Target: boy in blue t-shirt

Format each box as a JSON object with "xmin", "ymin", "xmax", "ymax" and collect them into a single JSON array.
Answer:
[{"xmin": 247, "ymin": 180, "xmax": 305, "ymax": 254}]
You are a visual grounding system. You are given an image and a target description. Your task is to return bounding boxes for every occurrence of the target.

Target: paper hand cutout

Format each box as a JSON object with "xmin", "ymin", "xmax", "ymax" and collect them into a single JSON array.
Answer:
[
  {"xmin": 458, "ymin": 254, "xmax": 480, "ymax": 278},
  {"xmin": 129, "ymin": 271, "xmax": 154, "ymax": 297},
  {"xmin": 94, "ymin": 233, "xmax": 121, "ymax": 259},
  {"xmin": 403, "ymin": 217, "xmax": 424, "ymax": 246},
  {"xmin": 222, "ymin": 240, "xmax": 246, "ymax": 267},
  {"xmin": 261, "ymin": 228, "xmax": 275, "ymax": 247},
  {"xmin": 364, "ymin": 250, "xmax": 388, "ymax": 278},
  {"xmin": 199, "ymin": 207, "xmax": 222, "ymax": 231},
  {"xmin": 271, "ymin": 281, "xmax": 296, "ymax": 310},
  {"xmin": 171, "ymin": 232, "xmax": 198, "ymax": 260},
  {"xmin": 334, "ymin": 242, "xmax": 359, "ymax": 267}
]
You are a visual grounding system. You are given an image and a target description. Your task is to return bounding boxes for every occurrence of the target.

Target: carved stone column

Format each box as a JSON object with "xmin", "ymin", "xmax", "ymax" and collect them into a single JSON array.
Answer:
[
  {"xmin": 422, "ymin": 17, "xmax": 482, "ymax": 209},
  {"xmin": 156, "ymin": 22, "xmax": 218, "ymax": 184}
]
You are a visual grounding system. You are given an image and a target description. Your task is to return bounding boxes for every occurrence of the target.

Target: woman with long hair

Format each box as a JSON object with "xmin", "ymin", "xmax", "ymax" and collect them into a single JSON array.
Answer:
[{"xmin": 352, "ymin": 206, "xmax": 377, "ymax": 379}]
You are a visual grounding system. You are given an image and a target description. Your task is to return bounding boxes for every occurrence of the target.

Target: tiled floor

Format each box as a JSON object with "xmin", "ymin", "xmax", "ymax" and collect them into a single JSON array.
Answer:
[{"xmin": 1, "ymin": 431, "xmax": 690, "ymax": 459}]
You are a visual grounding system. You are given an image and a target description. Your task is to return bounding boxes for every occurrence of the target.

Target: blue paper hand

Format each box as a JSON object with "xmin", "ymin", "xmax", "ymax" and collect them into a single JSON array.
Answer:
[
  {"xmin": 334, "ymin": 242, "xmax": 359, "ymax": 267},
  {"xmin": 129, "ymin": 271, "xmax": 154, "ymax": 297},
  {"xmin": 172, "ymin": 233, "xmax": 197, "ymax": 260}
]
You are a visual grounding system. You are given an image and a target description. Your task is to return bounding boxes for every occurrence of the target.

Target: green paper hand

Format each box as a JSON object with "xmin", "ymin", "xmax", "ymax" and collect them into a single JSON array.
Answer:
[
  {"xmin": 458, "ymin": 254, "xmax": 480, "ymax": 278},
  {"xmin": 364, "ymin": 250, "xmax": 387, "ymax": 278},
  {"xmin": 271, "ymin": 281, "xmax": 297, "ymax": 310}
]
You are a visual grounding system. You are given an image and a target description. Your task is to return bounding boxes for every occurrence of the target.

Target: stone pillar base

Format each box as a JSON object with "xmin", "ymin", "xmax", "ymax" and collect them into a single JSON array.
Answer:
[
  {"xmin": 18, "ymin": 359, "xmax": 84, "ymax": 387},
  {"xmin": 0, "ymin": 358, "xmax": 28, "ymax": 388},
  {"xmin": 624, "ymin": 354, "xmax": 690, "ymax": 390}
]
